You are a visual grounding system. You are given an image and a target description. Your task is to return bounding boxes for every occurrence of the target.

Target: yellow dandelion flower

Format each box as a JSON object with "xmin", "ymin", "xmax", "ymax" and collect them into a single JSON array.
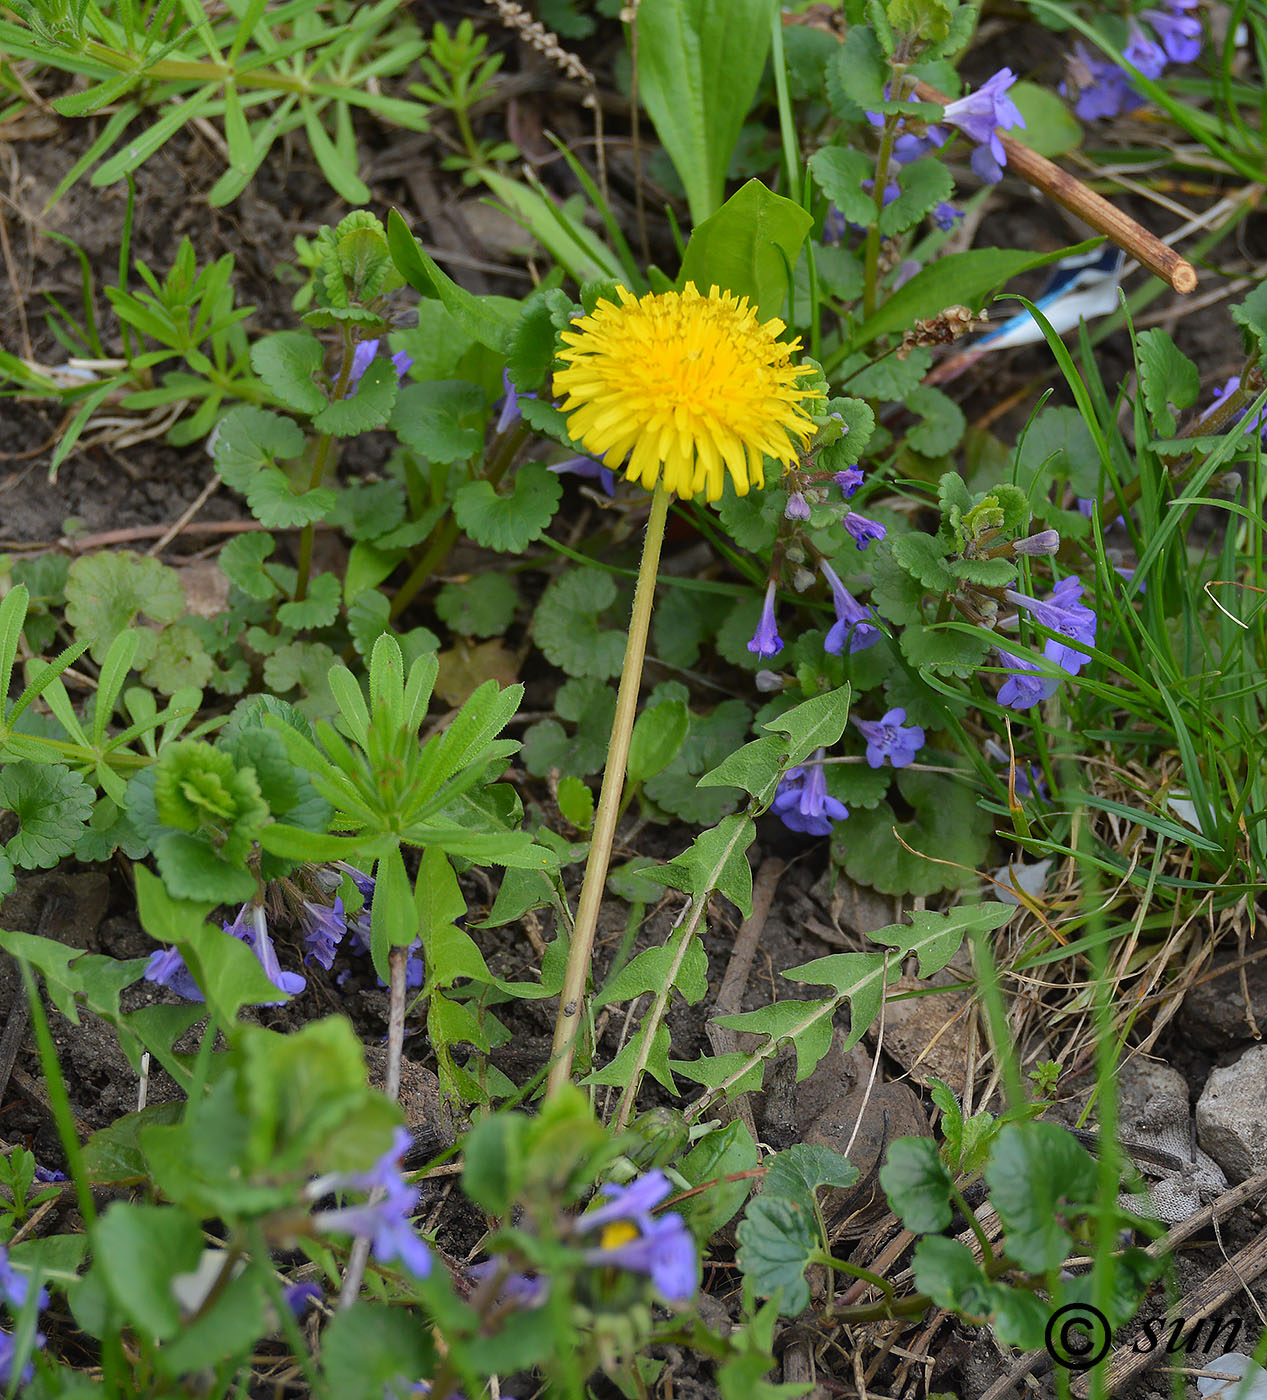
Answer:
[{"xmin": 552, "ymin": 281, "xmax": 822, "ymax": 502}]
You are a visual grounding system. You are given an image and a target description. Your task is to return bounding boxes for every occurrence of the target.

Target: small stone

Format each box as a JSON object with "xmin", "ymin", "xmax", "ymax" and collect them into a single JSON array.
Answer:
[
  {"xmin": 1196, "ymin": 1044, "xmax": 1267, "ymax": 1181},
  {"xmin": 1180, "ymin": 953, "xmax": 1267, "ymax": 1047}
]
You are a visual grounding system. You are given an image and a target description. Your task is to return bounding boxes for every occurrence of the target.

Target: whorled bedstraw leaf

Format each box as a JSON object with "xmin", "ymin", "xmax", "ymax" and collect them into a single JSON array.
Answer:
[
  {"xmin": 249, "ymin": 330, "xmax": 326, "ymax": 415},
  {"xmin": 276, "ymin": 573, "xmax": 342, "ymax": 630},
  {"xmin": 455, "ymin": 463, "xmax": 562, "ymax": 554},
  {"xmin": 0, "ymin": 760, "xmax": 93, "ymax": 870},
  {"xmin": 435, "ymin": 572, "xmax": 518, "ymax": 638},
  {"xmin": 217, "ymin": 532, "xmax": 278, "ymax": 601},
  {"xmin": 313, "ymin": 357, "xmax": 399, "ymax": 437},
  {"xmin": 390, "ymin": 379, "xmax": 485, "ymax": 463},
  {"xmin": 65, "ymin": 550, "xmax": 186, "ymax": 666},
  {"xmin": 1136, "ymin": 328, "xmax": 1199, "ymax": 438},
  {"xmin": 879, "ymin": 156, "xmax": 953, "ymax": 238},
  {"xmin": 532, "ymin": 570, "xmax": 626, "ymax": 678}
]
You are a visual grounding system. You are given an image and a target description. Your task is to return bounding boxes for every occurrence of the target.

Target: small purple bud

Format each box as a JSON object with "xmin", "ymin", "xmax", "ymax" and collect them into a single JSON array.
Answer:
[
  {"xmin": 1013, "ymin": 529, "xmax": 1060, "ymax": 556},
  {"xmin": 754, "ymin": 670, "xmax": 784, "ymax": 693},
  {"xmin": 785, "ymin": 491, "xmax": 811, "ymax": 521}
]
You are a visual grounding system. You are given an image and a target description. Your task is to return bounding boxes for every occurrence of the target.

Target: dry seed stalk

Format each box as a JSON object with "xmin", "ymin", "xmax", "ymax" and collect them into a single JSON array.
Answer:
[{"xmin": 481, "ymin": 0, "xmax": 594, "ymax": 88}]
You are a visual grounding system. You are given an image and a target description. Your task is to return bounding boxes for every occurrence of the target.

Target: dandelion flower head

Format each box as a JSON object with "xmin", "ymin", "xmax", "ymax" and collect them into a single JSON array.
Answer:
[{"xmin": 552, "ymin": 282, "xmax": 822, "ymax": 501}]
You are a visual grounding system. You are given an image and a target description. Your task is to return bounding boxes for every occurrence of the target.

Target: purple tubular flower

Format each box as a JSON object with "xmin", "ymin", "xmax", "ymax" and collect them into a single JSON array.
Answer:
[
  {"xmin": 144, "ymin": 946, "xmax": 205, "ymax": 1002},
  {"xmin": 820, "ymin": 560, "xmax": 880, "ymax": 655},
  {"xmin": 748, "ymin": 580, "xmax": 784, "ymax": 660},
  {"xmin": 300, "ymin": 898, "xmax": 346, "ymax": 970},
  {"xmin": 31, "ymin": 1164, "xmax": 65, "ymax": 1184},
  {"xmin": 585, "ymin": 1212, "xmax": 696, "ymax": 1303},
  {"xmin": 834, "ymin": 466, "xmax": 864, "ymax": 498},
  {"xmin": 1142, "ymin": 7, "xmax": 1202, "ymax": 62},
  {"xmin": 1064, "ymin": 43, "xmax": 1141, "ymax": 120},
  {"xmin": 1123, "ymin": 22, "xmax": 1168, "ymax": 79},
  {"xmin": 770, "ymin": 752, "xmax": 849, "ymax": 836},
  {"xmin": 1013, "ymin": 529, "xmax": 1061, "ymax": 556},
  {"xmin": 942, "ymin": 68, "xmax": 1025, "ymax": 184},
  {"xmin": 995, "ymin": 650, "xmax": 1063, "ymax": 711},
  {"xmin": 495, "ymin": 367, "xmax": 539, "ymax": 434},
  {"xmin": 346, "ymin": 340, "xmax": 413, "ymax": 396},
  {"xmin": 548, "ymin": 455, "xmax": 616, "ymax": 496},
  {"xmin": 0, "ymin": 1329, "xmax": 39, "ymax": 1389},
  {"xmin": 580, "ymin": 1170, "xmax": 673, "ymax": 1232},
  {"xmin": 843, "ymin": 511, "xmax": 886, "ymax": 550},
  {"xmin": 932, "ymin": 201, "xmax": 963, "ymax": 231},
  {"xmin": 852, "ymin": 708, "xmax": 925, "ymax": 769},
  {"xmin": 284, "ymin": 1282, "xmax": 322, "ymax": 1317},
  {"xmin": 1004, "ymin": 576, "xmax": 1097, "ymax": 677},
  {"xmin": 311, "ymin": 1128, "xmax": 431, "ymax": 1279},
  {"xmin": 0, "ymin": 1248, "xmax": 47, "ymax": 1313},
  {"xmin": 785, "ymin": 491, "xmax": 811, "ymax": 521},
  {"xmin": 223, "ymin": 904, "xmax": 307, "ymax": 1004}
]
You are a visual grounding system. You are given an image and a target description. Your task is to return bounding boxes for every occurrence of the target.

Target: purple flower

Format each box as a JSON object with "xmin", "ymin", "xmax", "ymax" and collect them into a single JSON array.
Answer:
[
  {"xmin": 0, "ymin": 1330, "xmax": 39, "ymax": 1389},
  {"xmin": 584, "ymin": 1212, "xmax": 696, "ymax": 1303},
  {"xmin": 822, "ymin": 206, "xmax": 848, "ymax": 245},
  {"xmin": 820, "ymin": 560, "xmax": 880, "ymax": 654},
  {"xmin": 1123, "ymin": 22, "xmax": 1168, "ymax": 79},
  {"xmin": 548, "ymin": 455, "xmax": 616, "ymax": 496},
  {"xmin": 495, "ymin": 367, "xmax": 539, "ymax": 435},
  {"xmin": 300, "ymin": 898, "xmax": 346, "ymax": 970},
  {"xmin": 0, "ymin": 1248, "xmax": 47, "ymax": 1313},
  {"xmin": 995, "ymin": 650, "xmax": 1063, "ymax": 711},
  {"xmin": 770, "ymin": 752, "xmax": 849, "ymax": 836},
  {"xmin": 224, "ymin": 904, "xmax": 307, "ymax": 1002},
  {"xmin": 852, "ymin": 708, "xmax": 924, "ymax": 769},
  {"xmin": 932, "ymin": 202, "xmax": 963, "ymax": 231},
  {"xmin": 1202, "ymin": 375, "xmax": 1267, "ymax": 442},
  {"xmin": 1063, "ymin": 43, "xmax": 1141, "ymax": 121},
  {"xmin": 581, "ymin": 1171, "xmax": 672, "ymax": 1231},
  {"xmin": 942, "ymin": 69, "xmax": 1025, "ymax": 184},
  {"xmin": 834, "ymin": 466, "xmax": 864, "ymax": 498},
  {"xmin": 1013, "ymin": 529, "xmax": 1060, "ymax": 556},
  {"xmin": 144, "ymin": 946, "xmax": 205, "ymax": 1002},
  {"xmin": 1075, "ymin": 496, "xmax": 1125, "ymax": 531},
  {"xmin": 748, "ymin": 580, "xmax": 783, "ymax": 660},
  {"xmin": 347, "ymin": 340, "xmax": 414, "ymax": 395},
  {"xmin": 785, "ymin": 491, "xmax": 811, "ymax": 521},
  {"xmin": 1005, "ymin": 576, "xmax": 1097, "ymax": 677},
  {"xmin": 310, "ymin": 1127, "xmax": 431, "ymax": 1279},
  {"xmin": 31, "ymin": 1164, "xmax": 65, "ymax": 1184},
  {"xmin": 284, "ymin": 1282, "xmax": 322, "ymax": 1317},
  {"xmin": 894, "ymin": 127, "xmax": 947, "ymax": 162},
  {"xmin": 843, "ymin": 511, "xmax": 886, "ymax": 550},
  {"xmin": 1142, "ymin": 6, "xmax": 1202, "ymax": 63},
  {"xmin": 467, "ymin": 1258, "xmax": 548, "ymax": 1309}
]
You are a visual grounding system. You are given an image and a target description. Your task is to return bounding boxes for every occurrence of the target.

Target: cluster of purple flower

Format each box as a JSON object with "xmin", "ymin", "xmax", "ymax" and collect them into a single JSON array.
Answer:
[
  {"xmin": 994, "ymin": 576, "xmax": 1098, "ymax": 713},
  {"xmin": 142, "ymin": 864, "xmax": 426, "ymax": 1006},
  {"xmin": 0, "ymin": 1246, "xmax": 48, "ymax": 1387},
  {"xmin": 307, "ymin": 1126, "xmax": 432, "ymax": 1279},
  {"xmin": 346, "ymin": 338, "xmax": 414, "ymax": 395},
  {"xmin": 1063, "ymin": 1, "xmax": 1202, "ymax": 121}
]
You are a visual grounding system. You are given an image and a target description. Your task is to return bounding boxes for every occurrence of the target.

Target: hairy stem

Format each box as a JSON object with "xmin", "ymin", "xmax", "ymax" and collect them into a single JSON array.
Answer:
[
  {"xmin": 547, "ymin": 483, "xmax": 670, "ymax": 1095},
  {"xmin": 293, "ymin": 336, "xmax": 356, "ymax": 603}
]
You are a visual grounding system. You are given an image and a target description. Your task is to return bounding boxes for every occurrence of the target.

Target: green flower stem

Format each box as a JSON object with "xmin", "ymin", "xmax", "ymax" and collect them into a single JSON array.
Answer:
[
  {"xmin": 293, "ymin": 338, "xmax": 356, "ymax": 604},
  {"xmin": 547, "ymin": 482, "xmax": 670, "ymax": 1097},
  {"xmin": 80, "ymin": 39, "xmax": 314, "ymax": 92},
  {"xmin": 861, "ymin": 68, "xmax": 908, "ymax": 321},
  {"xmin": 389, "ymin": 421, "xmax": 530, "ymax": 623}
]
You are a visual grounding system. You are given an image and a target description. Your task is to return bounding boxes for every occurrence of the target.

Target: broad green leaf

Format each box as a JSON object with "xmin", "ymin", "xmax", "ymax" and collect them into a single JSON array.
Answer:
[
  {"xmin": 878, "ymin": 1136, "xmax": 953, "ymax": 1232},
  {"xmin": 64, "ymin": 551, "xmax": 185, "ymax": 666},
  {"xmin": 712, "ymin": 998, "xmax": 835, "ymax": 1082},
  {"xmin": 1136, "ymin": 328, "xmax": 1198, "ymax": 437},
  {"xmin": 390, "ymin": 379, "xmax": 485, "ymax": 463},
  {"xmin": 879, "ymin": 157, "xmax": 953, "ymax": 238},
  {"xmin": 312, "ymin": 357, "xmax": 398, "ymax": 436},
  {"xmin": 736, "ymin": 1195, "xmax": 817, "ymax": 1315},
  {"xmin": 636, "ymin": 0, "xmax": 777, "ymax": 224},
  {"xmin": 1008, "ymin": 80, "xmax": 1082, "ymax": 156},
  {"xmin": 454, "ymin": 462, "xmax": 562, "ymax": 553},
  {"xmin": 0, "ymin": 761, "xmax": 93, "ymax": 870},
  {"xmin": 678, "ymin": 179, "xmax": 813, "ymax": 319},
  {"xmin": 676, "ymin": 1120, "xmax": 759, "ymax": 1236},
  {"xmin": 435, "ymin": 572, "xmax": 518, "ymax": 638},
  {"xmin": 764, "ymin": 1143, "xmax": 859, "ymax": 1218},
  {"xmin": 807, "ymin": 147, "xmax": 874, "ymax": 227},
  {"xmin": 93, "ymin": 1202, "xmax": 203, "ymax": 1340},
  {"xmin": 532, "ymin": 570, "xmax": 626, "ymax": 679},
  {"xmin": 985, "ymin": 1122, "xmax": 1098, "ymax": 1273},
  {"xmin": 249, "ymin": 331, "xmax": 326, "ymax": 415},
  {"xmin": 217, "ymin": 532, "xmax": 278, "ymax": 601},
  {"xmin": 627, "ymin": 699, "xmax": 690, "ymax": 786}
]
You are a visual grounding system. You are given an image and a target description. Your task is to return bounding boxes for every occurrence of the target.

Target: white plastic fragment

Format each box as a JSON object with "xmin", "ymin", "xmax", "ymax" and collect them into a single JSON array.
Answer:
[
  {"xmin": 991, "ymin": 859, "xmax": 1052, "ymax": 906},
  {"xmin": 1197, "ymin": 1354, "xmax": 1267, "ymax": 1399}
]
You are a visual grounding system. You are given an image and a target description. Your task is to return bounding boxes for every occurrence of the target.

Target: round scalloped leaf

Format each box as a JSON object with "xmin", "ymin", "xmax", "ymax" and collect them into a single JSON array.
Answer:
[
  {"xmin": 825, "ymin": 758, "xmax": 890, "ymax": 811},
  {"xmin": 435, "ymin": 572, "xmax": 518, "ymax": 638},
  {"xmin": 250, "ymin": 331, "xmax": 327, "ymax": 415},
  {"xmin": 155, "ymin": 832, "xmax": 258, "ymax": 903},
  {"xmin": 0, "ymin": 761, "xmax": 93, "ymax": 870},
  {"xmin": 211, "ymin": 407, "xmax": 306, "ymax": 491},
  {"xmin": 455, "ymin": 463, "xmax": 562, "ymax": 554},
  {"xmin": 313, "ymin": 357, "xmax": 399, "ymax": 437},
  {"xmin": 276, "ymin": 572, "xmax": 342, "ymax": 630},
  {"xmin": 139, "ymin": 623, "xmax": 215, "ymax": 695},
  {"xmin": 532, "ymin": 570, "xmax": 626, "ymax": 679},
  {"xmin": 65, "ymin": 551, "xmax": 185, "ymax": 665},
  {"xmin": 900, "ymin": 621, "xmax": 992, "ymax": 677},
  {"xmin": 833, "ymin": 767, "xmax": 990, "ymax": 896},
  {"xmin": 391, "ymin": 380, "xmax": 485, "ymax": 463}
]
